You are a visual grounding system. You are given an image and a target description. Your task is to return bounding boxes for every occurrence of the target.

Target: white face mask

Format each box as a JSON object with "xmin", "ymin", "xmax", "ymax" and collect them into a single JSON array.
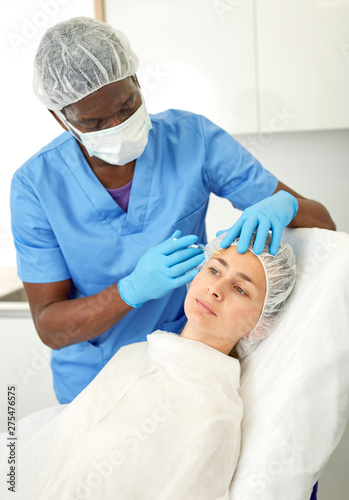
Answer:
[{"xmin": 59, "ymin": 95, "xmax": 152, "ymax": 165}]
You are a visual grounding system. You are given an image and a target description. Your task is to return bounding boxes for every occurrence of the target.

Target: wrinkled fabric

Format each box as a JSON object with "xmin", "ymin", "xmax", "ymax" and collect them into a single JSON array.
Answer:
[{"xmin": 0, "ymin": 332, "xmax": 242, "ymax": 499}]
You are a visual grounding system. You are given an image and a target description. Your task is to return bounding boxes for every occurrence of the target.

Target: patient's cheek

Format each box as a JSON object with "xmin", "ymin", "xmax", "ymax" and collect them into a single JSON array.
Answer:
[
  {"xmin": 233, "ymin": 306, "xmax": 261, "ymax": 338},
  {"xmin": 186, "ymin": 272, "xmax": 202, "ymax": 298},
  {"xmin": 184, "ymin": 281, "xmax": 198, "ymax": 317}
]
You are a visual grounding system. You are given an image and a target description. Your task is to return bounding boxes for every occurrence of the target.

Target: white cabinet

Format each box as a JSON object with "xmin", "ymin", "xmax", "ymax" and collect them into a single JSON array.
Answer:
[
  {"xmin": 256, "ymin": 0, "xmax": 349, "ymax": 132},
  {"xmin": 105, "ymin": 0, "xmax": 349, "ymax": 133},
  {"xmin": 105, "ymin": 0, "xmax": 258, "ymax": 134},
  {"xmin": 0, "ymin": 318, "xmax": 58, "ymax": 432}
]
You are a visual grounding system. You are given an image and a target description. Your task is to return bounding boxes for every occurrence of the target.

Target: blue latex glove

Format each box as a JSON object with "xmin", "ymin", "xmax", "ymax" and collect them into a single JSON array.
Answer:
[
  {"xmin": 216, "ymin": 190, "xmax": 299, "ymax": 255},
  {"xmin": 118, "ymin": 230, "xmax": 205, "ymax": 307}
]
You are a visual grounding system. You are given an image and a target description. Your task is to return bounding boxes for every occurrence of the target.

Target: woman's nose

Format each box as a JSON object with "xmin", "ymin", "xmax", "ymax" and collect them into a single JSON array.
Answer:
[{"xmin": 206, "ymin": 284, "xmax": 224, "ymax": 300}]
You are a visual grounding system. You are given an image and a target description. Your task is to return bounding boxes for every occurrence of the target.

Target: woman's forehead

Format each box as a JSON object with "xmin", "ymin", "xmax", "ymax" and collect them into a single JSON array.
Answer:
[
  {"xmin": 208, "ymin": 245, "xmax": 255, "ymax": 266},
  {"xmin": 208, "ymin": 246, "xmax": 266, "ymax": 288}
]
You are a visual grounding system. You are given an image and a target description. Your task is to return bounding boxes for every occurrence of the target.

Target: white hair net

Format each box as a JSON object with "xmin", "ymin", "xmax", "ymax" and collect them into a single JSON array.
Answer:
[
  {"xmin": 197, "ymin": 231, "xmax": 296, "ymax": 359},
  {"xmin": 33, "ymin": 17, "xmax": 139, "ymax": 111}
]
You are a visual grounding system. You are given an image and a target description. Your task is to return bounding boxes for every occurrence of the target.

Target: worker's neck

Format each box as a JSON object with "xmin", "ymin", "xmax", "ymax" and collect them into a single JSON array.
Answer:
[{"xmin": 78, "ymin": 142, "xmax": 135, "ymax": 189}]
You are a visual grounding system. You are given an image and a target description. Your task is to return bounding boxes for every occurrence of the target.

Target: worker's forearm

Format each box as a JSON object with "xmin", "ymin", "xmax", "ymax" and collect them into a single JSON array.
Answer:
[
  {"xmin": 288, "ymin": 198, "xmax": 336, "ymax": 231},
  {"xmin": 37, "ymin": 283, "xmax": 132, "ymax": 350},
  {"xmin": 273, "ymin": 181, "xmax": 336, "ymax": 231}
]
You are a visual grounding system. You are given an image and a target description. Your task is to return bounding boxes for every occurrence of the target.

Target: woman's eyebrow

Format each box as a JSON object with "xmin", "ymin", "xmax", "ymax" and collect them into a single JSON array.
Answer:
[
  {"xmin": 211, "ymin": 257, "xmax": 257, "ymax": 286},
  {"xmin": 236, "ymin": 271, "xmax": 256, "ymax": 287},
  {"xmin": 212, "ymin": 257, "xmax": 228, "ymax": 268}
]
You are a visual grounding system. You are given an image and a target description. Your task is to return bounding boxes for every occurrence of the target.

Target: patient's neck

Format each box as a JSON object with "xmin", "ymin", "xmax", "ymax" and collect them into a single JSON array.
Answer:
[{"xmin": 180, "ymin": 322, "xmax": 236, "ymax": 355}]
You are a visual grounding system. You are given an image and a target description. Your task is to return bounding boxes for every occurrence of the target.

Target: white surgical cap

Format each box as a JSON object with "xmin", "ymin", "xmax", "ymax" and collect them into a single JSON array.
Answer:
[
  {"xmin": 198, "ymin": 232, "xmax": 297, "ymax": 359},
  {"xmin": 33, "ymin": 17, "xmax": 139, "ymax": 111}
]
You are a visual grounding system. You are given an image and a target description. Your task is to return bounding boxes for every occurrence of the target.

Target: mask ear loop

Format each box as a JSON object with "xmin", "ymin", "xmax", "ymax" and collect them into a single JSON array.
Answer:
[{"xmin": 55, "ymin": 109, "xmax": 84, "ymax": 143}]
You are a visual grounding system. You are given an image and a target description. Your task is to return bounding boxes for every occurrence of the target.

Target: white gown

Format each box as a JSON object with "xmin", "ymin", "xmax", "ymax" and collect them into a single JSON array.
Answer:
[{"xmin": 0, "ymin": 331, "xmax": 243, "ymax": 500}]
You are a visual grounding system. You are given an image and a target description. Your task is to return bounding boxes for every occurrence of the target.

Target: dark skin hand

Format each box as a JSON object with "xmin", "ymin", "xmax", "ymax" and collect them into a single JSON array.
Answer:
[
  {"xmin": 24, "ymin": 78, "xmax": 336, "ymax": 350},
  {"xmin": 273, "ymin": 181, "xmax": 336, "ymax": 231}
]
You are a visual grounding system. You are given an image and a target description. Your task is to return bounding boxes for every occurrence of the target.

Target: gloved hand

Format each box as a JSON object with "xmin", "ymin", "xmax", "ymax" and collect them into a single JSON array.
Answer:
[
  {"xmin": 216, "ymin": 190, "xmax": 299, "ymax": 255},
  {"xmin": 118, "ymin": 230, "xmax": 205, "ymax": 307}
]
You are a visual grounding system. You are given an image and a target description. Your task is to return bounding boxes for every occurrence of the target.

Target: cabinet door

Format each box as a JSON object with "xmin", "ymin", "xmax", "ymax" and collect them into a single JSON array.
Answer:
[
  {"xmin": 0, "ymin": 318, "xmax": 58, "ymax": 431},
  {"xmin": 257, "ymin": 0, "xmax": 349, "ymax": 132},
  {"xmin": 105, "ymin": 0, "xmax": 257, "ymax": 134}
]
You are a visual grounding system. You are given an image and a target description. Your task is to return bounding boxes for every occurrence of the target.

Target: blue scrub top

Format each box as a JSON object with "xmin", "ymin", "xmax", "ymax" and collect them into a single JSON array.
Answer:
[{"xmin": 10, "ymin": 109, "xmax": 278, "ymax": 403}]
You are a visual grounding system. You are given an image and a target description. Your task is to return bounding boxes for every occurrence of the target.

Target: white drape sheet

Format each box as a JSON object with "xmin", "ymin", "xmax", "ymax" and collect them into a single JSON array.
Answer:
[{"xmin": 0, "ymin": 332, "xmax": 242, "ymax": 500}]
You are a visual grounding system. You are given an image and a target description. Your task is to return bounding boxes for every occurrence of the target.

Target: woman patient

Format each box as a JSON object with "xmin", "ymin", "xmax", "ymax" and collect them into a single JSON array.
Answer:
[{"xmin": 2, "ymin": 233, "xmax": 296, "ymax": 500}]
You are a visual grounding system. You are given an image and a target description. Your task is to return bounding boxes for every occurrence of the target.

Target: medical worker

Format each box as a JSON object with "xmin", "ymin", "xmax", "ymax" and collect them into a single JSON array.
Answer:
[{"xmin": 10, "ymin": 17, "xmax": 335, "ymax": 406}]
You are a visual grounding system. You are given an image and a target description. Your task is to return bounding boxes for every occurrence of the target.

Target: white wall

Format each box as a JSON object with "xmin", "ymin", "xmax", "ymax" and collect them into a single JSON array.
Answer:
[
  {"xmin": 256, "ymin": 0, "xmax": 349, "ymax": 132},
  {"xmin": 0, "ymin": 318, "xmax": 58, "ymax": 433},
  {"xmin": 239, "ymin": 128, "xmax": 349, "ymax": 231},
  {"xmin": 206, "ymin": 128, "xmax": 349, "ymax": 241},
  {"xmin": 105, "ymin": 0, "xmax": 259, "ymax": 134},
  {"xmin": 0, "ymin": 0, "xmax": 95, "ymax": 266}
]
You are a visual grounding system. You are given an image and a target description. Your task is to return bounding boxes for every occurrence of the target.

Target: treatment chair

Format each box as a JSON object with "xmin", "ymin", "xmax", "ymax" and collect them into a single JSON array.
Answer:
[{"xmin": 230, "ymin": 227, "xmax": 349, "ymax": 499}]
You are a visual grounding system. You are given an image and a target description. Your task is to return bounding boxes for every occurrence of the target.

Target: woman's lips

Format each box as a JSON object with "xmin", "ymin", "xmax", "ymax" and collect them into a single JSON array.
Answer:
[{"xmin": 195, "ymin": 299, "xmax": 217, "ymax": 316}]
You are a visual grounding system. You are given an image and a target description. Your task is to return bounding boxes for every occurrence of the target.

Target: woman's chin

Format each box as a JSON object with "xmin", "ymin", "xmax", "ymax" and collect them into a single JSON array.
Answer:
[{"xmin": 186, "ymin": 308, "xmax": 215, "ymax": 331}]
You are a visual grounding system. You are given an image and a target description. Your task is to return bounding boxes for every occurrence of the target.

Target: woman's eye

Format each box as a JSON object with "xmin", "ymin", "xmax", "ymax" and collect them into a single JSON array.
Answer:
[
  {"xmin": 235, "ymin": 286, "xmax": 246, "ymax": 295},
  {"xmin": 209, "ymin": 267, "xmax": 220, "ymax": 276}
]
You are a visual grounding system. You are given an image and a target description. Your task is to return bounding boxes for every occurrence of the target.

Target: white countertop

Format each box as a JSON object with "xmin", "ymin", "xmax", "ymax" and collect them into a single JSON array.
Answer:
[
  {"xmin": 0, "ymin": 266, "xmax": 23, "ymax": 297},
  {"xmin": 0, "ymin": 267, "xmax": 30, "ymax": 316}
]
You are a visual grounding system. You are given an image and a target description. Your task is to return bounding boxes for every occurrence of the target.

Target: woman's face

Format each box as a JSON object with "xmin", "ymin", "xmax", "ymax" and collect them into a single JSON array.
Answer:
[{"xmin": 184, "ymin": 245, "xmax": 266, "ymax": 346}]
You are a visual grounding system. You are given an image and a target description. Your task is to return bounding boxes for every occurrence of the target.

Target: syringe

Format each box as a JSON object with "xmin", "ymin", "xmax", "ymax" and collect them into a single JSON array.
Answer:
[{"xmin": 188, "ymin": 244, "xmax": 206, "ymax": 250}]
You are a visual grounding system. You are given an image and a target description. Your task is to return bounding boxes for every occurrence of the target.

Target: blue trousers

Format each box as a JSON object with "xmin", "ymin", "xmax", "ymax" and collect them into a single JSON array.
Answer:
[{"xmin": 311, "ymin": 482, "xmax": 318, "ymax": 499}]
